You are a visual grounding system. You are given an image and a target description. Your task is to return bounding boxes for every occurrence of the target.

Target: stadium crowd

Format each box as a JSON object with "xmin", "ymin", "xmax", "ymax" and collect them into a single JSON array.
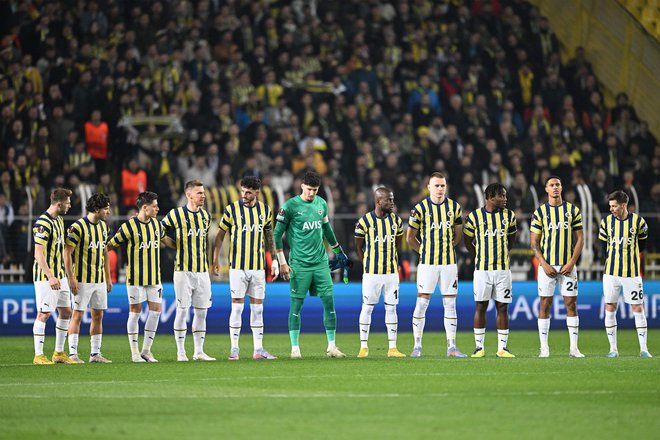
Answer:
[{"xmin": 0, "ymin": 0, "xmax": 658, "ymax": 279}]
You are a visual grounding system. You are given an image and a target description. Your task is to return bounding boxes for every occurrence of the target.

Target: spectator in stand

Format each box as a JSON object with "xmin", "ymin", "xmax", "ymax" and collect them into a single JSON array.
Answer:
[
  {"xmin": 84, "ymin": 110, "xmax": 109, "ymax": 173},
  {"xmin": 121, "ymin": 158, "xmax": 147, "ymax": 211}
]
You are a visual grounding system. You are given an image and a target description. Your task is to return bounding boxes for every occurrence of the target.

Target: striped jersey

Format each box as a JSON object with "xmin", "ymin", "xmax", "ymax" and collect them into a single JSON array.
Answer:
[
  {"xmin": 33, "ymin": 212, "xmax": 66, "ymax": 282},
  {"xmin": 464, "ymin": 208, "xmax": 517, "ymax": 270},
  {"xmin": 598, "ymin": 212, "xmax": 648, "ymax": 277},
  {"xmin": 108, "ymin": 217, "xmax": 165, "ymax": 286},
  {"xmin": 65, "ymin": 217, "xmax": 109, "ymax": 283},
  {"xmin": 219, "ymin": 200, "xmax": 273, "ymax": 270},
  {"xmin": 162, "ymin": 206, "xmax": 212, "ymax": 272},
  {"xmin": 408, "ymin": 197, "xmax": 463, "ymax": 265},
  {"xmin": 530, "ymin": 202, "xmax": 583, "ymax": 266},
  {"xmin": 355, "ymin": 211, "xmax": 403, "ymax": 274}
]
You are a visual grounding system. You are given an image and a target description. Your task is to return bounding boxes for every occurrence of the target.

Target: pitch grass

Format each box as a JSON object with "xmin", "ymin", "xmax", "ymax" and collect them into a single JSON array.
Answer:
[{"xmin": 0, "ymin": 330, "xmax": 658, "ymax": 440}]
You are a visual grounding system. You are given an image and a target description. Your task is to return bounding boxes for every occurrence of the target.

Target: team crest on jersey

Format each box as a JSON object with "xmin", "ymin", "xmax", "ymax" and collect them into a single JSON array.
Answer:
[
  {"xmin": 630, "ymin": 227, "xmax": 637, "ymax": 235},
  {"xmin": 447, "ymin": 210, "xmax": 454, "ymax": 218},
  {"xmin": 259, "ymin": 214, "xmax": 265, "ymax": 221},
  {"xmin": 318, "ymin": 209, "xmax": 323, "ymax": 215},
  {"xmin": 565, "ymin": 211, "xmax": 572, "ymax": 219},
  {"xmin": 501, "ymin": 217, "xmax": 509, "ymax": 227}
]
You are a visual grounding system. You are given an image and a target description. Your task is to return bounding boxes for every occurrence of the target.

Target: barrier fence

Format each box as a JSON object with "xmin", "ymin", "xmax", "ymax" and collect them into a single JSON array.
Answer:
[{"xmin": 1, "ymin": 281, "xmax": 659, "ymax": 336}]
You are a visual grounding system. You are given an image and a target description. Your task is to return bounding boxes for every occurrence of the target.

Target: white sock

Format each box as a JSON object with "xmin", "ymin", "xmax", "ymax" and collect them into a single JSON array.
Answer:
[
  {"xmin": 229, "ymin": 303, "xmax": 244, "ymax": 350},
  {"xmin": 443, "ymin": 296, "xmax": 458, "ymax": 349},
  {"xmin": 412, "ymin": 297, "xmax": 430, "ymax": 347},
  {"xmin": 385, "ymin": 303, "xmax": 398, "ymax": 349},
  {"xmin": 634, "ymin": 312, "xmax": 648, "ymax": 352},
  {"xmin": 497, "ymin": 329, "xmax": 510, "ymax": 351},
  {"xmin": 55, "ymin": 318, "xmax": 69, "ymax": 352},
  {"xmin": 33, "ymin": 320, "xmax": 46, "ymax": 356},
  {"xmin": 327, "ymin": 339, "xmax": 336, "ymax": 350},
  {"xmin": 538, "ymin": 318, "xmax": 550, "ymax": 350},
  {"xmin": 250, "ymin": 303, "xmax": 264, "ymax": 352},
  {"xmin": 90, "ymin": 334, "xmax": 102, "ymax": 355},
  {"xmin": 605, "ymin": 310, "xmax": 617, "ymax": 352},
  {"xmin": 359, "ymin": 303, "xmax": 374, "ymax": 348},
  {"xmin": 567, "ymin": 316, "xmax": 579, "ymax": 351},
  {"xmin": 193, "ymin": 308, "xmax": 207, "ymax": 354},
  {"xmin": 127, "ymin": 312, "xmax": 140, "ymax": 355},
  {"xmin": 474, "ymin": 328, "xmax": 486, "ymax": 350},
  {"xmin": 142, "ymin": 311, "xmax": 160, "ymax": 353},
  {"xmin": 174, "ymin": 307, "xmax": 188, "ymax": 354},
  {"xmin": 69, "ymin": 333, "xmax": 80, "ymax": 356}
]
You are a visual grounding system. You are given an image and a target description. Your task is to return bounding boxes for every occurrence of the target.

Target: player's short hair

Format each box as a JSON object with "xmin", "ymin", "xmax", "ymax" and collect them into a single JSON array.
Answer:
[
  {"xmin": 136, "ymin": 191, "xmax": 158, "ymax": 209},
  {"xmin": 51, "ymin": 188, "xmax": 72, "ymax": 204},
  {"xmin": 608, "ymin": 190, "xmax": 629, "ymax": 204},
  {"xmin": 429, "ymin": 172, "xmax": 447, "ymax": 180},
  {"xmin": 302, "ymin": 171, "xmax": 321, "ymax": 188},
  {"xmin": 544, "ymin": 175, "xmax": 562, "ymax": 186},
  {"xmin": 240, "ymin": 176, "xmax": 262, "ymax": 190},
  {"xmin": 375, "ymin": 187, "xmax": 392, "ymax": 199},
  {"xmin": 86, "ymin": 193, "xmax": 110, "ymax": 213},
  {"xmin": 484, "ymin": 183, "xmax": 507, "ymax": 199},
  {"xmin": 184, "ymin": 180, "xmax": 204, "ymax": 192}
]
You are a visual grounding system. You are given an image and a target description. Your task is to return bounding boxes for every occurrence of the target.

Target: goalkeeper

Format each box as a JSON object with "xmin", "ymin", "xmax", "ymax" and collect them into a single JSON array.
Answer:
[{"xmin": 274, "ymin": 171, "xmax": 349, "ymax": 359}]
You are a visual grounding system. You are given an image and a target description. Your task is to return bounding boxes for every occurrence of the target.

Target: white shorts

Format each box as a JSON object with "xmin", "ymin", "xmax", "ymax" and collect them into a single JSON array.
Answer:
[
  {"xmin": 416, "ymin": 264, "xmax": 458, "ymax": 295},
  {"xmin": 473, "ymin": 270, "xmax": 512, "ymax": 303},
  {"xmin": 174, "ymin": 271, "xmax": 212, "ymax": 308},
  {"xmin": 229, "ymin": 269, "xmax": 266, "ymax": 300},
  {"xmin": 538, "ymin": 266, "xmax": 578, "ymax": 297},
  {"xmin": 34, "ymin": 278, "xmax": 71, "ymax": 313},
  {"xmin": 73, "ymin": 283, "xmax": 107, "ymax": 310},
  {"xmin": 127, "ymin": 285, "xmax": 163, "ymax": 305},
  {"xmin": 603, "ymin": 275, "xmax": 644, "ymax": 305},
  {"xmin": 362, "ymin": 273, "xmax": 400, "ymax": 305}
]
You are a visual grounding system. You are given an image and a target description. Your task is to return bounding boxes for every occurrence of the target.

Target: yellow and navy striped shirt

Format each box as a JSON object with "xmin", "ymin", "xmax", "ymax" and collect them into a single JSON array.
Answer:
[
  {"xmin": 355, "ymin": 211, "xmax": 403, "ymax": 274},
  {"xmin": 408, "ymin": 197, "xmax": 463, "ymax": 265},
  {"xmin": 598, "ymin": 213, "xmax": 648, "ymax": 277},
  {"xmin": 33, "ymin": 212, "xmax": 66, "ymax": 282},
  {"xmin": 65, "ymin": 217, "xmax": 109, "ymax": 283},
  {"xmin": 464, "ymin": 208, "xmax": 517, "ymax": 270},
  {"xmin": 162, "ymin": 207, "xmax": 211, "ymax": 272},
  {"xmin": 530, "ymin": 202, "xmax": 583, "ymax": 266},
  {"xmin": 219, "ymin": 200, "xmax": 273, "ymax": 270},
  {"xmin": 108, "ymin": 217, "xmax": 165, "ymax": 286}
]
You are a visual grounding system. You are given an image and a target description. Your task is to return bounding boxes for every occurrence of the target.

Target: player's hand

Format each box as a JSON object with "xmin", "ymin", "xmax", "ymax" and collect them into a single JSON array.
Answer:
[
  {"xmin": 48, "ymin": 275, "xmax": 61, "ymax": 291},
  {"xmin": 106, "ymin": 280, "xmax": 113, "ymax": 293},
  {"xmin": 69, "ymin": 278, "xmax": 78, "ymax": 295},
  {"xmin": 334, "ymin": 246, "xmax": 349, "ymax": 267},
  {"xmin": 271, "ymin": 260, "xmax": 280, "ymax": 280},
  {"xmin": 542, "ymin": 263, "xmax": 557, "ymax": 278},
  {"xmin": 211, "ymin": 263, "xmax": 221, "ymax": 276},
  {"xmin": 280, "ymin": 263, "xmax": 291, "ymax": 280},
  {"xmin": 559, "ymin": 263, "xmax": 574, "ymax": 276}
]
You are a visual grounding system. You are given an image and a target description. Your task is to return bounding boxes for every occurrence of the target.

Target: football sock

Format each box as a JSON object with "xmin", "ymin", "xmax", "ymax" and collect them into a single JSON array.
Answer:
[
  {"xmin": 173, "ymin": 307, "xmax": 188, "ymax": 354},
  {"xmin": 192, "ymin": 308, "xmax": 207, "ymax": 353},
  {"xmin": 229, "ymin": 302, "xmax": 244, "ymax": 349},
  {"xmin": 55, "ymin": 318, "xmax": 69, "ymax": 352},
  {"xmin": 68, "ymin": 333, "xmax": 79, "ymax": 356},
  {"xmin": 567, "ymin": 316, "xmax": 579, "ymax": 351},
  {"xmin": 33, "ymin": 320, "xmax": 46, "ymax": 355},
  {"xmin": 497, "ymin": 329, "xmax": 510, "ymax": 351},
  {"xmin": 142, "ymin": 310, "xmax": 160, "ymax": 353},
  {"xmin": 127, "ymin": 312, "xmax": 140, "ymax": 355},
  {"xmin": 359, "ymin": 303, "xmax": 375, "ymax": 348},
  {"xmin": 633, "ymin": 312, "xmax": 648, "ymax": 352},
  {"xmin": 474, "ymin": 328, "xmax": 486, "ymax": 350},
  {"xmin": 538, "ymin": 318, "xmax": 550, "ymax": 350},
  {"xmin": 385, "ymin": 303, "xmax": 398, "ymax": 349},
  {"xmin": 90, "ymin": 334, "xmax": 102, "ymax": 356},
  {"xmin": 250, "ymin": 303, "xmax": 264, "ymax": 351},
  {"xmin": 605, "ymin": 311, "xmax": 617, "ymax": 351},
  {"xmin": 443, "ymin": 296, "xmax": 458, "ymax": 349},
  {"xmin": 321, "ymin": 295, "xmax": 337, "ymax": 349},
  {"xmin": 412, "ymin": 297, "xmax": 430, "ymax": 347},
  {"xmin": 288, "ymin": 297, "xmax": 304, "ymax": 347}
]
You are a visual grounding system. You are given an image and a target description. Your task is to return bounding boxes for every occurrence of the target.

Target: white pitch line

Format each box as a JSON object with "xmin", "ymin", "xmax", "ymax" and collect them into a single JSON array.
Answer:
[
  {"xmin": 3, "ymin": 389, "xmax": 658, "ymax": 399},
  {"xmin": 0, "ymin": 369, "xmax": 657, "ymax": 388}
]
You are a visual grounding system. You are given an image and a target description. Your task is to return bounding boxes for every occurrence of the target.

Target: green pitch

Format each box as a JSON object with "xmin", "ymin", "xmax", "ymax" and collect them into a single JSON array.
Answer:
[{"xmin": 0, "ymin": 330, "xmax": 658, "ymax": 440}]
